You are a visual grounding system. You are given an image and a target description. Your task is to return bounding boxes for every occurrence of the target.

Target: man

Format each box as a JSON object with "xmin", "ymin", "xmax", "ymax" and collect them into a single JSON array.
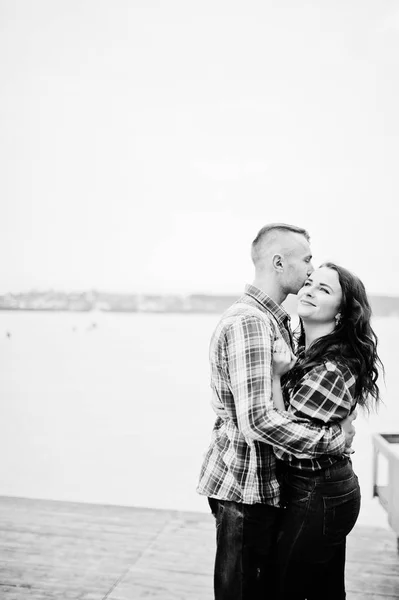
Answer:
[{"xmin": 197, "ymin": 223, "xmax": 356, "ymax": 600}]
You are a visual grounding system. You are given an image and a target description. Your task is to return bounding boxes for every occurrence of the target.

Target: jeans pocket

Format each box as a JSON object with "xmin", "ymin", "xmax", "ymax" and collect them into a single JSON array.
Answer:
[
  {"xmin": 284, "ymin": 475, "xmax": 313, "ymax": 508},
  {"xmin": 323, "ymin": 486, "xmax": 361, "ymax": 542}
]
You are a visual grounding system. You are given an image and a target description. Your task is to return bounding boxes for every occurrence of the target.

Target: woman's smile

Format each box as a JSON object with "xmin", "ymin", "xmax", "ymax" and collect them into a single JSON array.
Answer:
[{"xmin": 299, "ymin": 298, "xmax": 316, "ymax": 307}]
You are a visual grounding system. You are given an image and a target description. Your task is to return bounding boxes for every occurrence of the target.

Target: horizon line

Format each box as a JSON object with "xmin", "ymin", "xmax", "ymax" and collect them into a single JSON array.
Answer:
[{"xmin": 2, "ymin": 289, "xmax": 399, "ymax": 300}]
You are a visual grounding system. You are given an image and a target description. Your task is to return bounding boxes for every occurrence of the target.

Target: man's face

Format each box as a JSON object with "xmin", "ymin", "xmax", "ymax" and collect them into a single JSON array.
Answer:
[{"xmin": 284, "ymin": 235, "xmax": 314, "ymax": 295}]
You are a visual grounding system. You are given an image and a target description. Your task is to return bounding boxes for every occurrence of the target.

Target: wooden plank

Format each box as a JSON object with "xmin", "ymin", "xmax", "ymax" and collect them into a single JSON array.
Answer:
[
  {"xmin": 0, "ymin": 496, "xmax": 398, "ymax": 599},
  {"xmin": 0, "ymin": 496, "xmax": 173, "ymax": 600},
  {"xmin": 349, "ymin": 596, "xmax": 399, "ymax": 600},
  {"xmin": 0, "ymin": 587, "xmax": 101, "ymax": 600}
]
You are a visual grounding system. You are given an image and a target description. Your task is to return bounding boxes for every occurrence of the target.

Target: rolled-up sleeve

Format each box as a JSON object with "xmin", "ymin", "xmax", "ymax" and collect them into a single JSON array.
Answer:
[{"xmin": 288, "ymin": 363, "xmax": 353, "ymax": 424}]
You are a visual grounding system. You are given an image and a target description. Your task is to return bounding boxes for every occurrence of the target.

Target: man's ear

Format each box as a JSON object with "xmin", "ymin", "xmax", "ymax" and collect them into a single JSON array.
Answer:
[{"xmin": 272, "ymin": 253, "xmax": 284, "ymax": 272}]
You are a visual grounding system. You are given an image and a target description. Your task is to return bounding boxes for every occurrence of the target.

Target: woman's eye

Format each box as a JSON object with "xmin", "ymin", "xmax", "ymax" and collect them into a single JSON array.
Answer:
[{"xmin": 320, "ymin": 288, "xmax": 329, "ymax": 294}]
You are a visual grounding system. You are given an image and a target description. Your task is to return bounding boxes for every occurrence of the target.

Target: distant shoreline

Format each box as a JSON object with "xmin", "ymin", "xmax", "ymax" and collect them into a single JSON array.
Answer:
[
  {"xmin": 1, "ymin": 291, "xmax": 399, "ymax": 317},
  {"xmin": 0, "ymin": 307, "xmax": 227, "ymax": 315}
]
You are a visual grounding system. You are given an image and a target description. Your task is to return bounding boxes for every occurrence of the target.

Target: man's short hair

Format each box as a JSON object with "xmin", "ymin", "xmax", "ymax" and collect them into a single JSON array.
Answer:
[{"xmin": 251, "ymin": 223, "xmax": 310, "ymax": 264}]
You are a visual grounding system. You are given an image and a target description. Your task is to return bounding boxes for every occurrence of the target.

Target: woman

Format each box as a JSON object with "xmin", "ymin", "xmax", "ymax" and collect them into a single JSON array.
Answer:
[{"xmin": 271, "ymin": 262, "xmax": 383, "ymax": 600}]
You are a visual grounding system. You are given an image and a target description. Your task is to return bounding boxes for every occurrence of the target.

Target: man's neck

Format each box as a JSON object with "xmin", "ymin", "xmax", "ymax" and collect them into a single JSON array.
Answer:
[
  {"xmin": 252, "ymin": 277, "xmax": 286, "ymax": 305},
  {"xmin": 303, "ymin": 322, "xmax": 335, "ymax": 349}
]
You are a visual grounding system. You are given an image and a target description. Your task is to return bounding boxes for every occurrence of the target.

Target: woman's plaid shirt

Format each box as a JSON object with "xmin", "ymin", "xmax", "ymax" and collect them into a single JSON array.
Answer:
[
  {"xmin": 274, "ymin": 358, "xmax": 357, "ymax": 471},
  {"xmin": 197, "ymin": 285, "xmax": 346, "ymax": 506}
]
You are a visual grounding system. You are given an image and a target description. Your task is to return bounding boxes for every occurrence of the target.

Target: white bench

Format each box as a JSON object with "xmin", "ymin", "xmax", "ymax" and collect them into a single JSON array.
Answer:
[{"xmin": 372, "ymin": 432, "xmax": 399, "ymax": 554}]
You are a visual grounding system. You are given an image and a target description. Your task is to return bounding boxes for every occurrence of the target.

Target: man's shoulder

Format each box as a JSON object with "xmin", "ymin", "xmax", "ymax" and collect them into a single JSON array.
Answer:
[
  {"xmin": 211, "ymin": 298, "xmax": 276, "ymax": 342},
  {"xmin": 221, "ymin": 298, "xmax": 274, "ymax": 326}
]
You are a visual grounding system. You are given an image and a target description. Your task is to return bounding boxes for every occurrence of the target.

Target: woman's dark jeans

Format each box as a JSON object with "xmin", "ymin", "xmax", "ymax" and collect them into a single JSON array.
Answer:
[
  {"xmin": 276, "ymin": 458, "xmax": 361, "ymax": 600},
  {"xmin": 208, "ymin": 497, "xmax": 282, "ymax": 600}
]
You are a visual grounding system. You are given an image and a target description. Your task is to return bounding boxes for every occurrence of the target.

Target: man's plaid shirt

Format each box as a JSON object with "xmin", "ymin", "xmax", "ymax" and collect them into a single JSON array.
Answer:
[
  {"xmin": 274, "ymin": 356, "xmax": 357, "ymax": 471},
  {"xmin": 197, "ymin": 285, "xmax": 346, "ymax": 507}
]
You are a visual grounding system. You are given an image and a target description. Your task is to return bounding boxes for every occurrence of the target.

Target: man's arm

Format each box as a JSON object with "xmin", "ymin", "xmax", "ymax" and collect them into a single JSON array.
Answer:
[
  {"xmin": 281, "ymin": 362, "xmax": 358, "ymax": 457},
  {"xmin": 225, "ymin": 315, "xmax": 346, "ymax": 458}
]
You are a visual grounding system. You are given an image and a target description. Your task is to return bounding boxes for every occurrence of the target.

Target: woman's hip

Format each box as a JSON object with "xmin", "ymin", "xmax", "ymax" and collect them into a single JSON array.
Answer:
[{"xmin": 283, "ymin": 458, "xmax": 359, "ymax": 495}]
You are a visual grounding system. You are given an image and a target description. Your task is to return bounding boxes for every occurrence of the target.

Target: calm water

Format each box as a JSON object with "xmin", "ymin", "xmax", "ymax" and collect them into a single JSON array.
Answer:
[{"xmin": 0, "ymin": 311, "xmax": 397, "ymax": 526}]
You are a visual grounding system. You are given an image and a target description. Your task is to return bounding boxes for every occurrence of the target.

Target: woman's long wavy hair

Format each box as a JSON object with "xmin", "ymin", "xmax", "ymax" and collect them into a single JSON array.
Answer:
[{"xmin": 284, "ymin": 262, "xmax": 384, "ymax": 409}]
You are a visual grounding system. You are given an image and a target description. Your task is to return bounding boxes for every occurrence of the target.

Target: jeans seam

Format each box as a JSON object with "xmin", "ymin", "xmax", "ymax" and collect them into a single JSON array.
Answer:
[
  {"xmin": 283, "ymin": 483, "xmax": 314, "ymax": 560},
  {"xmin": 238, "ymin": 503, "xmax": 244, "ymax": 600}
]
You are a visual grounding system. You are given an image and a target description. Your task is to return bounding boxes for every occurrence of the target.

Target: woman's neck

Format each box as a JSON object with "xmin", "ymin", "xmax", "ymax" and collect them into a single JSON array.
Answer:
[{"xmin": 303, "ymin": 321, "xmax": 335, "ymax": 350}]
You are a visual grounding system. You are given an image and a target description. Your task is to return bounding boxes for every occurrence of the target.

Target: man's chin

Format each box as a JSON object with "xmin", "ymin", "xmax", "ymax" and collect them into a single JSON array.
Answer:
[
  {"xmin": 290, "ymin": 289, "xmax": 302, "ymax": 297},
  {"xmin": 286, "ymin": 287, "xmax": 301, "ymax": 296}
]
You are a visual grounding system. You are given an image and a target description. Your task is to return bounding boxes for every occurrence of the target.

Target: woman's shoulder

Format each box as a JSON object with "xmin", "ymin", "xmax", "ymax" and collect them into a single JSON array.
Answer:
[
  {"xmin": 303, "ymin": 360, "xmax": 355, "ymax": 384},
  {"xmin": 316, "ymin": 360, "xmax": 356, "ymax": 389},
  {"xmin": 301, "ymin": 360, "xmax": 338, "ymax": 379}
]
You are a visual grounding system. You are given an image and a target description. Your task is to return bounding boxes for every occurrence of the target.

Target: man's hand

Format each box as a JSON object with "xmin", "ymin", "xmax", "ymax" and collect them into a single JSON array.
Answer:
[{"xmin": 340, "ymin": 410, "xmax": 357, "ymax": 455}]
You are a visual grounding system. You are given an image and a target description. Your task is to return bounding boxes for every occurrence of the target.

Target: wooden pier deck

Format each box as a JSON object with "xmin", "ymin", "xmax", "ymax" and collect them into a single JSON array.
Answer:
[{"xmin": 0, "ymin": 496, "xmax": 398, "ymax": 599}]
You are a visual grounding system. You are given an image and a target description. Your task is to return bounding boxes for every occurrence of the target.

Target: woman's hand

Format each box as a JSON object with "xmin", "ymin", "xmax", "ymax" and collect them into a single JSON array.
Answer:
[{"xmin": 272, "ymin": 339, "xmax": 297, "ymax": 377}]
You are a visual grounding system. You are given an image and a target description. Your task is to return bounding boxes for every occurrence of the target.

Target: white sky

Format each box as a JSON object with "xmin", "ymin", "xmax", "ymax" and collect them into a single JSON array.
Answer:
[{"xmin": 1, "ymin": 0, "xmax": 399, "ymax": 295}]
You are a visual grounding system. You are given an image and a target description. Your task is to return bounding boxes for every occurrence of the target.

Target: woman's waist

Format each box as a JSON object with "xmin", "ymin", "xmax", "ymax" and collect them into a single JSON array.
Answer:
[{"xmin": 281, "ymin": 456, "xmax": 354, "ymax": 482}]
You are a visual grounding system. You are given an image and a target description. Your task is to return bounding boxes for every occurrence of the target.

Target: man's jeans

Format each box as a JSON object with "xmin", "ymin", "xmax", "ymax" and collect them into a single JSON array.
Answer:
[
  {"xmin": 208, "ymin": 498, "xmax": 282, "ymax": 600},
  {"xmin": 276, "ymin": 458, "xmax": 361, "ymax": 600}
]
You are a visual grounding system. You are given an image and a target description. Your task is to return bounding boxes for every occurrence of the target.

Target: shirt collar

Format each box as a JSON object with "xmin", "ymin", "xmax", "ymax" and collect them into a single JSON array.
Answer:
[{"xmin": 244, "ymin": 284, "xmax": 291, "ymax": 325}]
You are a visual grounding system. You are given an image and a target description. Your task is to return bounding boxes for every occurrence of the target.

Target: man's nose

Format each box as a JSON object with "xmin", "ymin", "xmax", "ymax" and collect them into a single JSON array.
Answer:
[{"xmin": 307, "ymin": 263, "xmax": 314, "ymax": 276}]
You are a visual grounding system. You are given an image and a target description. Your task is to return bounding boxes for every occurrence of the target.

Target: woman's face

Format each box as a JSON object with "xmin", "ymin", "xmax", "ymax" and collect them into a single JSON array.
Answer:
[{"xmin": 297, "ymin": 266, "xmax": 342, "ymax": 324}]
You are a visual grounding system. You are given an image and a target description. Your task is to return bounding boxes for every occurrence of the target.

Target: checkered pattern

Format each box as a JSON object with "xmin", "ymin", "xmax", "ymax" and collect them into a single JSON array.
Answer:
[
  {"xmin": 274, "ymin": 360, "xmax": 357, "ymax": 471},
  {"xmin": 197, "ymin": 285, "xmax": 346, "ymax": 506}
]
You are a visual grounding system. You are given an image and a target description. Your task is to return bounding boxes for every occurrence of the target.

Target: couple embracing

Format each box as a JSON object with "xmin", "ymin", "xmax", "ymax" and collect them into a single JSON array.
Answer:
[{"xmin": 197, "ymin": 223, "xmax": 383, "ymax": 600}]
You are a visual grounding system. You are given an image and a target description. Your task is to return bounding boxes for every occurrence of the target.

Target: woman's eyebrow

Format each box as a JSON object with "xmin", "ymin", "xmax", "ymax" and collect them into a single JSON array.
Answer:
[{"xmin": 319, "ymin": 282, "xmax": 334, "ymax": 291}]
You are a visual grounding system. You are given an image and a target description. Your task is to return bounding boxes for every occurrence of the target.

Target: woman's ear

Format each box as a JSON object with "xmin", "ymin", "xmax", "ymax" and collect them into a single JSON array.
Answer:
[{"xmin": 272, "ymin": 253, "xmax": 284, "ymax": 272}]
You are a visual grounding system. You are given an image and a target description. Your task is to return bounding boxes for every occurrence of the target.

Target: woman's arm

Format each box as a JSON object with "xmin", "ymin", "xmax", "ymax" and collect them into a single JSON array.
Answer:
[
  {"xmin": 272, "ymin": 374, "xmax": 286, "ymax": 411},
  {"xmin": 225, "ymin": 319, "xmax": 346, "ymax": 457},
  {"xmin": 287, "ymin": 363, "xmax": 353, "ymax": 424},
  {"xmin": 271, "ymin": 339, "xmax": 296, "ymax": 411}
]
